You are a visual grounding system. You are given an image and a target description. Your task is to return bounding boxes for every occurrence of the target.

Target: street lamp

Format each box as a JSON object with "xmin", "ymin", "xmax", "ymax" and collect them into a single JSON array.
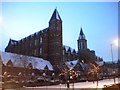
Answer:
[
  {"xmin": 110, "ymin": 44, "xmax": 114, "ymax": 63},
  {"xmin": 110, "ymin": 38, "xmax": 118, "ymax": 84},
  {"xmin": 118, "ymin": 59, "xmax": 120, "ymax": 82},
  {"xmin": 110, "ymin": 44, "xmax": 116, "ymax": 84},
  {"xmin": 113, "ymin": 38, "xmax": 118, "ymax": 47}
]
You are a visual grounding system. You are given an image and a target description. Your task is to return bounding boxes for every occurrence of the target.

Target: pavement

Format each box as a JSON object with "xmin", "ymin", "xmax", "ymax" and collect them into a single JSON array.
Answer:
[
  {"xmin": 24, "ymin": 78, "xmax": 120, "ymax": 89},
  {"xmin": 2, "ymin": 78, "xmax": 120, "ymax": 90}
]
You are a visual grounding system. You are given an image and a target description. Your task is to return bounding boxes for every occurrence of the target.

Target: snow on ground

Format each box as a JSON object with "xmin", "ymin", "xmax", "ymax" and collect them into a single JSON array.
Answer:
[{"xmin": 25, "ymin": 78, "xmax": 120, "ymax": 89}]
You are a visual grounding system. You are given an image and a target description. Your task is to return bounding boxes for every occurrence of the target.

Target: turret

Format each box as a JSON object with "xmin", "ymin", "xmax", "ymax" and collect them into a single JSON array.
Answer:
[
  {"xmin": 77, "ymin": 28, "xmax": 87, "ymax": 51},
  {"xmin": 48, "ymin": 8, "xmax": 63, "ymax": 67}
]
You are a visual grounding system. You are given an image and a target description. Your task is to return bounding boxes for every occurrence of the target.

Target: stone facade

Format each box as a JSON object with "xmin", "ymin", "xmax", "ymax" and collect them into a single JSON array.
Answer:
[
  {"xmin": 5, "ymin": 9, "xmax": 62, "ymax": 67},
  {"xmin": 5, "ymin": 8, "xmax": 101, "ymax": 69},
  {"xmin": 62, "ymin": 28, "xmax": 100, "ymax": 63}
]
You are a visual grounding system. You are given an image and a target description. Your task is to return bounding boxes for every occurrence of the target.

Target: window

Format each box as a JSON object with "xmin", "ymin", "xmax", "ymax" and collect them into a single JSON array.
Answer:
[
  {"xmin": 68, "ymin": 51, "xmax": 70, "ymax": 56},
  {"xmin": 80, "ymin": 42, "xmax": 83, "ymax": 49},
  {"xmin": 34, "ymin": 49, "xmax": 37, "ymax": 56},
  {"xmin": 40, "ymin": 37, "xmax": 42, "ymax": 44},
  {"xmin": 63, "ymin": 50, "xmax": 65, "ymax": 55},
  {"xmin": 40, "ymin": 48, "xmax": 42, "ymax": 56},
  {"xmin": 35, "ymin": 39, "xmax": 37, "ymax": 46},
  {"xmin": 83, "ymin": 43, "xmax": 85, "ymax": 49},
  {"xmin": 30, "ymin": 42, "xmax": 32, "ymax": 47}
]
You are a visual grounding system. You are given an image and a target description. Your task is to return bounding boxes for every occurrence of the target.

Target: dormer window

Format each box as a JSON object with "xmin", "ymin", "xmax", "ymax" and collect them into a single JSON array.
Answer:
[{"xmin": 6, "ymin": 60, "xmax": 13, "ymax": 67}]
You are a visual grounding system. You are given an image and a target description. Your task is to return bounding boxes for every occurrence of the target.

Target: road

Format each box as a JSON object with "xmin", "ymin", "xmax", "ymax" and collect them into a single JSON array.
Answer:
[
  {"xmin": 3, "ymin": 78, "xmax": 120, "ymax": 90},
  {"xmin": 23, "ymin": 78, "xmax": 120, "ymax": 90}
]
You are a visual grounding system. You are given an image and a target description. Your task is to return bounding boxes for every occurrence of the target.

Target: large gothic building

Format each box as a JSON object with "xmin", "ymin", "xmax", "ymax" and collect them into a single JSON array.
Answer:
[{"xmin": 5, "ymin": 9, "xmax": 102, "ymax": 69}]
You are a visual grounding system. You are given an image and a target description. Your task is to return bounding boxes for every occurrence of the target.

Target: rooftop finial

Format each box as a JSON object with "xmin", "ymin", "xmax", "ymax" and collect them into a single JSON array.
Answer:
[{"xmin": 55, "ymin": 6, "xmax": 57, "ymax": 9}]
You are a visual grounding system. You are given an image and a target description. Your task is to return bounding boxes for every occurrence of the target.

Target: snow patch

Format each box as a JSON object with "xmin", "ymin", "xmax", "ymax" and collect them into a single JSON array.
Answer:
[
  {"xmin": 95, "ymin": 61, "xmax": 104, "ymax": 66},
  {"xmin": 0, "ymin": 51, "xmax": 53, "ymax": 71},
  {"xmin": 65, "ymin": 60, "xmax": 78, "ymax": 69},
  {"xmin": 63, "ymin": 45, "xmax": 74, "ymax": 52}
]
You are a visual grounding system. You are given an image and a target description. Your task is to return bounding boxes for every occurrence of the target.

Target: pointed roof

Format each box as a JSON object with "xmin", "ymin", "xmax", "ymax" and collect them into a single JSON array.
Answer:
[
  {"xmin": 65, "ymin": 60, "xmax": 79, "ymax": 69},
  {"xmin": 80, "ymin": 28, "xmax": 84, "ymax": 35},
  {"xmin": 73, "ymin": 49, "xmax": 76, "ymax": 53},
  {"xmin": 9, "ymin": 38, "xmax": 18, "ymax": 45},
  {"xmin": 63, "ymin": 45, "xmax": 74, "ymax": 52},
  {"xmin": 49, "ymin": 8, "xmax": 62, "ymax": 22},
  {"xmin": 68, "ymin": 47, "xmax": 71, "ymax": 51},
  {"xmin": 44, "ymin": 65, "xmax": 49, "ymax": 70},
  {"xmin": 6, "ymin": 60, "xmax": 13, "ymax": 67},
  {"xmin": 78, "ymin": 27, "xmax": 86, "ymax": 40}
]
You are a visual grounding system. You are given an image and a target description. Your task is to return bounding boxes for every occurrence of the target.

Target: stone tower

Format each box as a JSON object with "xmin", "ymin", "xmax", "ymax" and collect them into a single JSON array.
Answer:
[
  {"xmin": 77, "ymin": 28, "xmax": 87, "ymax": 51},
  {"xmin": 48, "ymin": 9, "xmax": 63, "ymax": 67}
]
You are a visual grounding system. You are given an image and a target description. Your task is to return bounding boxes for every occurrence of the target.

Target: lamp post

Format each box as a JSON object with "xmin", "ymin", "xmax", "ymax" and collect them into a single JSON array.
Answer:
[
  {"xmin": 110, "ymin": 44, "xmax": 115, "ymax": 84},
  {"xmin": 43, "ymin": 72, "xmax": 47, "ymax": 90},
  {"xmin": 52, "ymin": 72, "xmax": 55, "ymax": 82},
  {"xmin": 110, "ymin": 44, "xmax": 114, "ymax": 63},
  {"xmin": 118, "ymin": 59, "xmax": 120, "ymax": 82}
]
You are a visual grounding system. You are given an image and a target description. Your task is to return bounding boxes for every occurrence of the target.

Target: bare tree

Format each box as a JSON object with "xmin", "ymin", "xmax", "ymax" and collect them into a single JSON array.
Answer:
[{"xmin": 87, "ymin": 63, "xmax": 100, "ymax": 86}]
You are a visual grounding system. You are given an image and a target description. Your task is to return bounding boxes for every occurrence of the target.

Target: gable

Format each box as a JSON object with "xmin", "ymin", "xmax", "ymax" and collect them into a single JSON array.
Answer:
[{"xmin": 65, "ymin": 60, "xmax": 78, "ymax": 69}]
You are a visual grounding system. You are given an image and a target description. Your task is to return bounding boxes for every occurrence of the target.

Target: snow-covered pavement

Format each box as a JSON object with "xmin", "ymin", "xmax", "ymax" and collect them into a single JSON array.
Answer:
[{"xmin": 25, "ymin": 78, "xmax": 120, "ymax": 89}]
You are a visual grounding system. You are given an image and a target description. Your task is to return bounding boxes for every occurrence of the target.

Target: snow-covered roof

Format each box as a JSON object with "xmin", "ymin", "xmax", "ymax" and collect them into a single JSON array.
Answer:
[
  {"xmin": 63, "ymin": 45, "xmax": 74, "ymax": 52},
  {"xmin": 10, "ymin": 28, "xmax": 48, "ymax": 44},
  {"xmin": 65, "ymin": 59, "xmax": 89, "ymax": 70},
  {"xmin": 0, "ymin": 51, "xmax": 53, "ymax": 71},
  {"xmin": 104, "ymin": 61, "xmax": 118, "ymax": 65},
  {"xmin": 10, "ymin": 39, "xmax": 18, "ymax": 45},
  {"xmin": 56, "ymin": 9, "xmax": 61, "ymax": 20},
  {"xmin": 80, "ymin": 63, "xmax": 88, "ymax": 70},
  {"xmin": 65, "ymin": 60, "xmax": 78, "ymax": 69},
  {"xmin": 95, "ymin": 61, "xmax": 104, "ymax": 66}
]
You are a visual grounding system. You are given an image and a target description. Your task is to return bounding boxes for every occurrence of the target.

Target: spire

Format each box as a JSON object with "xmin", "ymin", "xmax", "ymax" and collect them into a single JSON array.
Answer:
[
  {"xmin": 79, "ymin": 27, "xmax": 85, "ymax": 39},
  {"xmin": 78, "ymin": 27, "xmax": 87, "ymax": 50},
  {"xmin": 80, "ymin": 28, "xmax": 84, "ymax": 35},
  {"xmin": 49, "ymin": 8, "xmax": 62, "ymax": 22}
]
